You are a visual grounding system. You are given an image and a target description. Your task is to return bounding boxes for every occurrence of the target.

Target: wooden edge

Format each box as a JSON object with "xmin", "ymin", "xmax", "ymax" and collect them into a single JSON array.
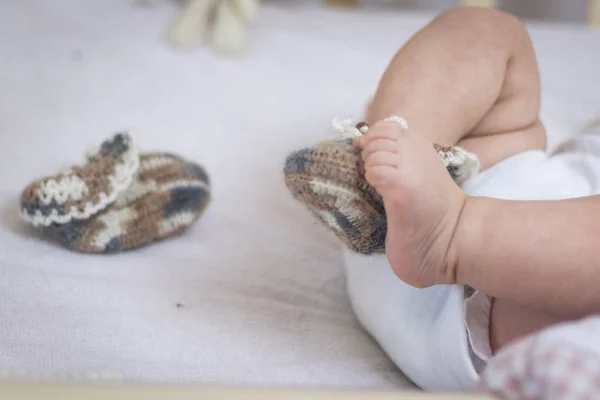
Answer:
[
  {"xmin": 588, "ymin": 0, "xmax": 600, "ymax": 26},
  {"xmin": 457, "ymin": 0, "xmax": 496, "ymax": 7},
  {"xmin": 324, "ymin": 0, "xmax": 360, "ymax": 8},
  {"xmin": 325, "ymin": 0, "xmax": 497, "ymax": 8},
  {"xmin": 0, "ymin": 384, "xmax": 497, "ymax": 400}
]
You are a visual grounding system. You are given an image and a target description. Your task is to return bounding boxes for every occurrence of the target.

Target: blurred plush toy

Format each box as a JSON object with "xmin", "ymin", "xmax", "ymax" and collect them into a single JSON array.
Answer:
[{"xmin": 139, "ymin": 0, "xmax": 259, "ymax": 54}]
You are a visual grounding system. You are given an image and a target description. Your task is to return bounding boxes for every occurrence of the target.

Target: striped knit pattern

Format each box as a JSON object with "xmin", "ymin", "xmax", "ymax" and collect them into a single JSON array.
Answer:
[
  {"xmin": 284, "ymin": 138, "xmax": 479, "ymax": 254},
  {"xmin": 20, "ymin": 133, "xmax": 210, "ymax": 254}
]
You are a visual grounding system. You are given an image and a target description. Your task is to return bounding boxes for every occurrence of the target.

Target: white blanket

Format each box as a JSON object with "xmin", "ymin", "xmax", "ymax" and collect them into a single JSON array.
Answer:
[{"xmin": 0, "ymin": 0, "xmax": 599, "ymax": 389}]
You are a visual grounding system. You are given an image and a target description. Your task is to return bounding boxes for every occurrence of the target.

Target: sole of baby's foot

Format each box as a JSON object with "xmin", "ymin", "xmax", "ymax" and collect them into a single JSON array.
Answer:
[
  {"xmin": 360, "ymin": 123, "xmax": 468, "ymax": 287},
  {"xmin": 382, "ymin": 192, "xmax": 462, "ymax": 288}
]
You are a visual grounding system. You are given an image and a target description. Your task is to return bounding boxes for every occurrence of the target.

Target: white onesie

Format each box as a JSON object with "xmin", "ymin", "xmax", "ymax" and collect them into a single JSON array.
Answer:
[{"xmin": 342, "ymin": 132, "xmax": 600, "ymax": 390}]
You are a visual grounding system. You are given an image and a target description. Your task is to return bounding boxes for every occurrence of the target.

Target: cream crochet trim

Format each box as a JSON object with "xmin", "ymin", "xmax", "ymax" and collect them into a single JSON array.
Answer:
[
  {"xmin": 332, "ymin": 116, "xmax": 409, "ymax": 140},
  {"xmin": 21, "ymin": 133, "xmax": 140, "ymax": 227}
]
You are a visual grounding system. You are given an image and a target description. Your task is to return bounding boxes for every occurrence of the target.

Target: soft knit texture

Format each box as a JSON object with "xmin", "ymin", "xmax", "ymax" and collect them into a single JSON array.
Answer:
[
  {"xmin": 283, "ymin": 121, "xmax": 480, "ymax": 254},
  {"xmin": 20, "ymin": 133, "xmax": 211, "ymax": 253},
  {"xmin": 20, "ymin": 132, "xmax": 140, "ymax": 227}
]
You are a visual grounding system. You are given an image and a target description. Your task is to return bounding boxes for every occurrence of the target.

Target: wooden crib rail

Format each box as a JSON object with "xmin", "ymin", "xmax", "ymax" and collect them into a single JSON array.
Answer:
[
  {"xmin": 458, "ymin": 0, "xmax": 495, "ymax": 7},
  {"xmin": 324, "ymin": 0, "xmax": 600, "ymax": 27},
  {"xmin": 0, "ymin": 383, "xmax": 497, "ymax": 400},
  {"xmin": 589, "ymin": 0, "xmax": 600, "ymax": 25}
]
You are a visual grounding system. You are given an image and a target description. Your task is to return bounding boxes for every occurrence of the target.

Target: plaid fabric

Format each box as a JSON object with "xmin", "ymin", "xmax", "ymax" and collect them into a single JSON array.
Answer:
[
  {"xmin": 20, "ymin": 133, "xmax": 210, "ymax": 253},
  {"xmin": 478, "ymin": 316, "xmax": 600, "ymax": 400},
  {"xmin": 283, "ymin": 134, "xmax": 480, "ymax": 254}
]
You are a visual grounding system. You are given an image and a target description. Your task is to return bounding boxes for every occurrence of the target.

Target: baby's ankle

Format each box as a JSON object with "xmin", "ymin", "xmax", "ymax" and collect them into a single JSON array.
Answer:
[{"xmin": 450, "ymin": 195, "xmax": 492, "ymax": 286}]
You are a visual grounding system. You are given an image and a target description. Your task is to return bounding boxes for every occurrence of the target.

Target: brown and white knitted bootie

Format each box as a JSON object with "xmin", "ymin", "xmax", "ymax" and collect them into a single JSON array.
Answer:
[
  {"xmin": 283, "ymin": 118, "xmax": 479, "ymax": 255},
  {"xmin": 20, "ymin": 132, "xmax": 211, "ymax": 253}
]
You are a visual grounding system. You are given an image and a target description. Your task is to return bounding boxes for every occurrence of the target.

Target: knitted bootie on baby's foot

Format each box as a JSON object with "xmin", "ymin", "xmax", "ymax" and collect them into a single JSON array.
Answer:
[
  {"xmin": 284, "ymin": 139, "xmax": 388, "ymax": 254},
  {"xmin": 20, "ymin": 133, "xmax": 210, "ymax": 253},
  {"xmin": 283, "ymin": 119, "xmax": 480, "ymax": 255}
]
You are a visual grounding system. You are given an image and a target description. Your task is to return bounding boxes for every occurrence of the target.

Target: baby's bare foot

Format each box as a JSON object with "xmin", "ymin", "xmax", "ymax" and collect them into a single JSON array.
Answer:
[{"xmin": 357, "ymin": 120, "xmax": 469, "ymax": 287}]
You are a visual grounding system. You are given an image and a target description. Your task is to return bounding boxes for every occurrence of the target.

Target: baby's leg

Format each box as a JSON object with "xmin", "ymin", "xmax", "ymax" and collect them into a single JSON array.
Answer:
[
  {"xmin": 367, "ymin": 6, "xmax": 546, "ymax": 170},
  {"xmin": 489, "ymin": 299, "xmax": 566, "ymax": 354},
  {"xmin": 368, "ymin": 8, "xmax": 562, "ymax": 354}
]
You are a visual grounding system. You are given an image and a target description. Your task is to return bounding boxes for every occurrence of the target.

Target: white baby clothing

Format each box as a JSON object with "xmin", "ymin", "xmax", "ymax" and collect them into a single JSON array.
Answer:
[{"xmin": 342, "ymin": 132, "xmax": 600, "ymax": 390}]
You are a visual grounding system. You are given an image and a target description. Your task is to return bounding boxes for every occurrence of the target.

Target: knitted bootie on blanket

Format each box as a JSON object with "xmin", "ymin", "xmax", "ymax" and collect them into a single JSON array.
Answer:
[
  {"xmin": 283, "ymin": 119, "xmax": 479, "ymax": 254},
  {"xmin": 20, "ymin": 132, "xmax": 210, "ymax": 253}
]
